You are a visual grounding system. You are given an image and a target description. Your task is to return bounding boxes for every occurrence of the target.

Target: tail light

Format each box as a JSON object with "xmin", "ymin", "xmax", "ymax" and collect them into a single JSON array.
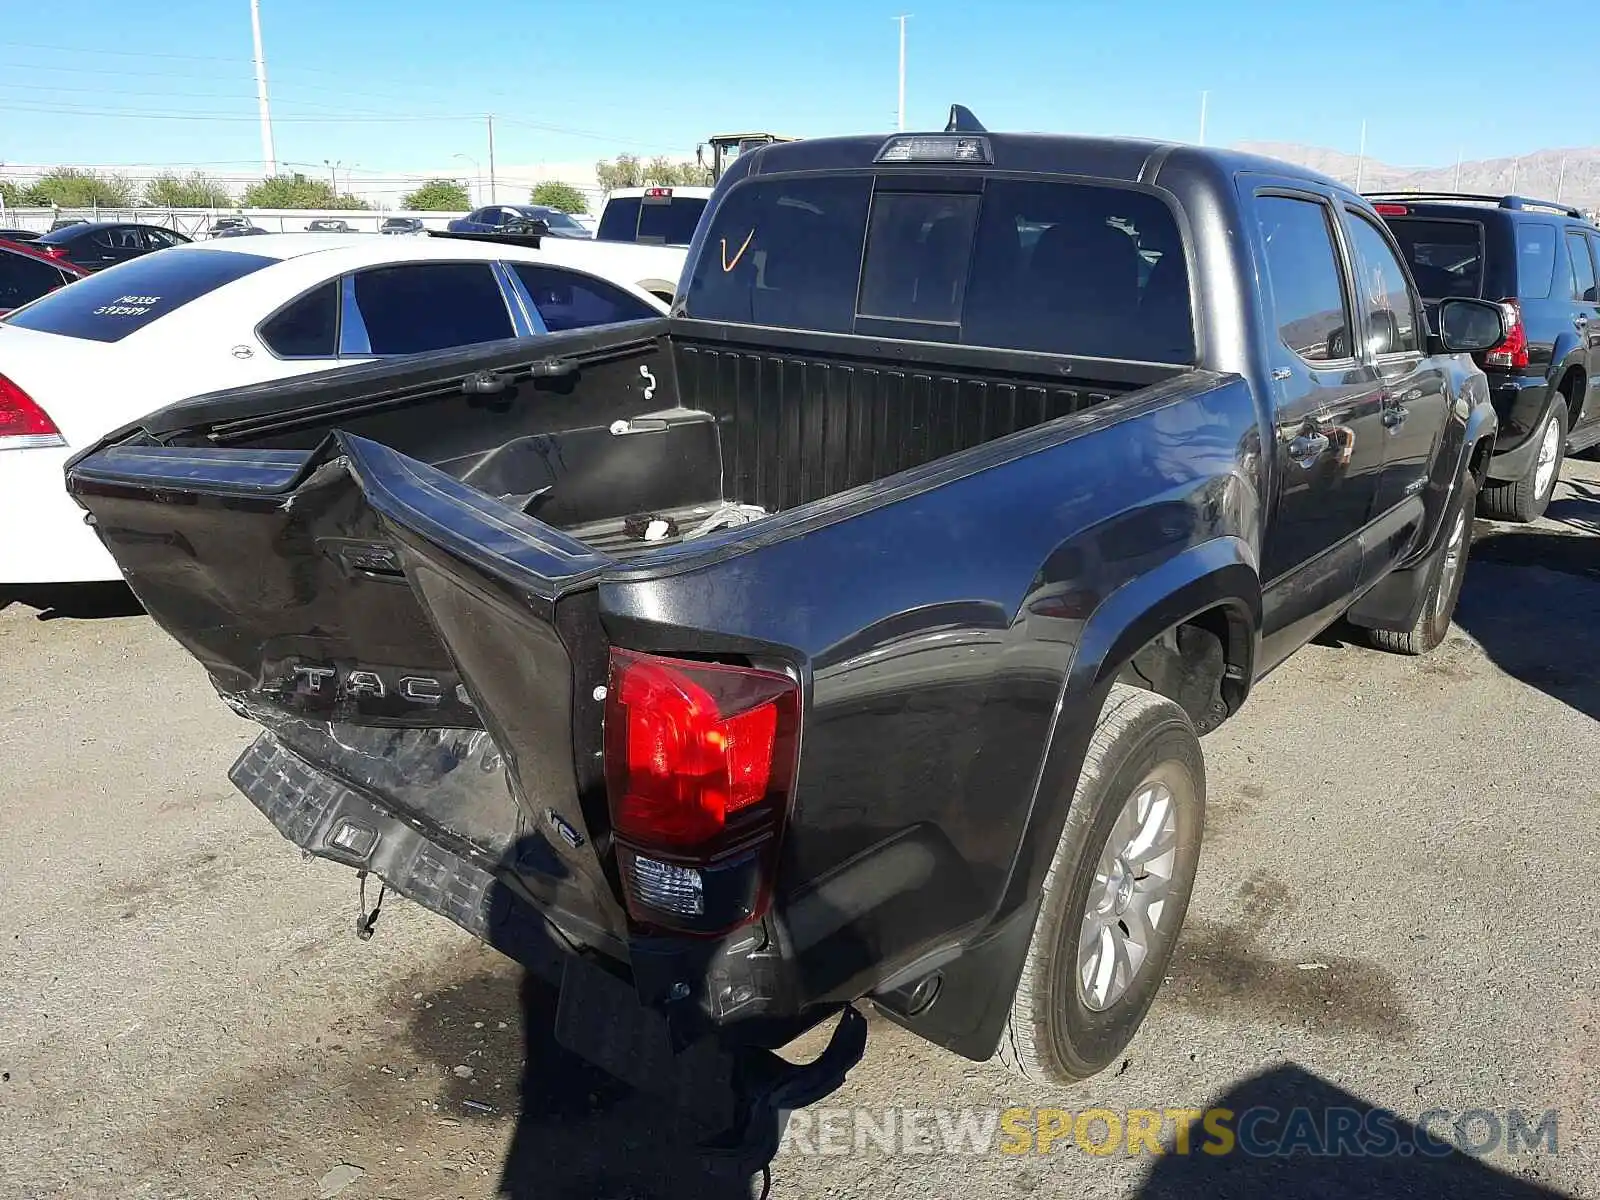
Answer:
[
  {"xmin": 1372, "ymin": 203, "xmax": 1409, "ymax": 216},
  {"xmin": 38, "ymin": 245, "xmax": 70, "ymax": 260},
  {"xmin": 1484, "ymin": 298, "xmax": 1529, "ymax": 368},
  {"xmin": 644, "ymin": 187, "xmax": 673, "ymax": 198},
  {"xmin": 604, "ymin": 649, "xmax": 799, "ymax": 934},
  {"xmin": 0, "ymin": 373, "xmax": 64, "ymax": 450}
]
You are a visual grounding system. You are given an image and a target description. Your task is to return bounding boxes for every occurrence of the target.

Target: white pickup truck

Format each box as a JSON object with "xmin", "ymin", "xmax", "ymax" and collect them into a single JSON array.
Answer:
[{"xmin": 594, "ymin": 185, "xmax": 713, "ymax": 250}]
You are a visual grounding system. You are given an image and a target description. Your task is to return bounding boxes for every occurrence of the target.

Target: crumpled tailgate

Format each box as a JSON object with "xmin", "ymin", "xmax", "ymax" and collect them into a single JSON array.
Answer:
[{"xmin": 65, "ymin": 432, "xmax": 629, "ymax": 950}]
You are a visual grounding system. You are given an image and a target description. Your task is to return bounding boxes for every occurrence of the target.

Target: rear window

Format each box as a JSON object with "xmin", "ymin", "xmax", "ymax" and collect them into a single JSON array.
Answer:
[
  {"xmin": 1384, "ymin": 218, "xmax": 1484, "ymax": 299},
  {"xmin": 684, "ymin": 175, "xmax": 1194, "ymax": 363},
  {"xmin": 2, "ymin": 247, "xmax": 274, "ymax": 342},
  {"xmin": 1516, "ymin": 222, "xmax": 1558, "ymax": 299},
  {"xmin": 597, "ymin": 195, "xmax": 708, "ymax": 246}
]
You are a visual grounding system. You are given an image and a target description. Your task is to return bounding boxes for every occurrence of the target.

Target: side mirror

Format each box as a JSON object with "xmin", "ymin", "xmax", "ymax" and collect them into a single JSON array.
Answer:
[
  {"xmin": 1364, "ymin": 308, "xmax": 1400, "ymax": 357},
  {"xmin": 1433, "ymin": 297, "xmax": 1508, "ymax": 354}
]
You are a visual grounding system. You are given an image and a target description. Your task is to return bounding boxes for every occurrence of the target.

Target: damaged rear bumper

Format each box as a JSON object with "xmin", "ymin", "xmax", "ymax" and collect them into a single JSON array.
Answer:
[{"xmin": 229, "ymin": 732, "xmax": 866, "ymax": 1163}]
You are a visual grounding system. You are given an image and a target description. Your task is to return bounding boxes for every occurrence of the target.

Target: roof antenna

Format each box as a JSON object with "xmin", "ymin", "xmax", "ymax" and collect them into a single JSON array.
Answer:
[{"xmin": 945, "ymin": 105, "xmax": 986, "ymax": 133}]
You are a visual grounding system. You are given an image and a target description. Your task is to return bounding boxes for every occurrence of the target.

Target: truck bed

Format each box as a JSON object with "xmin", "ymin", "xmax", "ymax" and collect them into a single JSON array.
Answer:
[{"xmin": 126, "ymin": 321, "xmax": 1179, "ymax": 556}]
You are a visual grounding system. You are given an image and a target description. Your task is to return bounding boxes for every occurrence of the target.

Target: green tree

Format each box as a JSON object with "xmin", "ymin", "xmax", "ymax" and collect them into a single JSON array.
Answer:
[
  {"xmin": 400, "ymin": 178, "xmax": 470, "ymax": 210},
  {"xmin": 529, "ymin": 181, "xmax": 588, "ymax": 214},
  {"xmin": 143, "ymin": 171, "xmax": 234, "ymax": 208},
  {"xmin": 22, "ymin": 168, "xmax": 136, "ymax": 208},
  {"xmin": 241, "ymin": 174, "xmax": 368, "ymax": 210},
  {"xmin": 0, "ymin": 180, "xmax": 24, "ymax": 208},
  {"xmin": 644, "ymin": 157, "xmax": 706, "ymax": 187},
  {"xmin": 594, "ymin": 154, "xmax": 645, "ymax": 192}
]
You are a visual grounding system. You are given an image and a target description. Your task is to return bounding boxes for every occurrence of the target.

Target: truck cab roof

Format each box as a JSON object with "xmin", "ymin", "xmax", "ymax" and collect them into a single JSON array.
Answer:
[{"xmin": 723, "ymin": 129, "xmax": 1348, "ymax": 195}]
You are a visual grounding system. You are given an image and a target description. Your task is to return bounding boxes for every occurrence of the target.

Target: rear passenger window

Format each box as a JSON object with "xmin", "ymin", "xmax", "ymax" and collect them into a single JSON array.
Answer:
[
  {"xmin": 1516, "ymin": 223, "xmax": 1557, "ymax": 299},
  {"xmin": 350, "ymin": 262, "xmax": 513, "ymax": 355},
  {"xmin": 1566, "ymin": 232, "xmax": 1597, "ymax": 303},
  {"xmin": 1254, "ymin": 195, "xmax": 1352, "ymax": 362},
  {"xmin": 259, "ymin": 280, "xmax": 338, "ymax": 357},
  {"xmin": 510, "ymin": 264, "xmax": 660, "ymax": 331},
  {"xmin": 1344, "ymin": 211, "xmax": 1421, "ymax": 354}
]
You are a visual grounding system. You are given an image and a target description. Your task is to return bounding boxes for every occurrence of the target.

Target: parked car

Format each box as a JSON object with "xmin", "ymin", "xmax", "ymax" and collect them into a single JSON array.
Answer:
[
  {"xmin": 49, "ymin": 218, "xmax": 87, "ymax": 231},
  {"xmin": 1371, "ymin": 191, "xmax": 1600, "ymax": 520},
  {"xmin": 210, "ymin": 226, "xmax": 271, "ymax": 238},
  {"xmin": 0, "ymin": 228, "xmax": 40, "ymax": 243},
  {"xmin": 60, "ymin": 115, "xmax": 1505, "ymax": 1164},
  {"xmin": 595, "ymin": 185, "xmax": 712, "ymax": 246},
  {"xmin": 379, "ymin": 217, "xmax": 425, "ymax": 236},
  {"xmin": 30, "ymin": 222, "xmax": 190, "ymax": 272},
  {"xmin": 1, "ymin": 233, "xmax": 667, "ymax": 583},
  {"xmin": 448, "ymin": 204, "xmax": 590, "ymax": 239},
  {"xmin": 0, "ymin": 238, "xmax": 86, "ymax": 316},
  {"xmin": 206, "ymin": 216, "xmax": 259, "ymax": 238},
  {"xmin": 306, "ymin": 219, "xmax": 353, "ymax": 233}
]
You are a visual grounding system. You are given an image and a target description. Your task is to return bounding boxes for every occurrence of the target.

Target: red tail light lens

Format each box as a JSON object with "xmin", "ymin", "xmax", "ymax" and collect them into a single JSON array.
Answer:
[
  {"xmin": 605, "ymin": 649, "xmax": 799, "ymax": 932},
  {"xmin": 0, "ymin": 372, "xmax": 64, "ymax": 449},
  {"xmin": 1485, "ymin": 298, "xmax": 1529, "ymax": 369},
  {"xmin": 39, "ymin": 245, "xmax": 70, "ymax": 260},
  {"xmin": 1373, "ymin": 203, "xmax": 1409, "ymax": 216}
]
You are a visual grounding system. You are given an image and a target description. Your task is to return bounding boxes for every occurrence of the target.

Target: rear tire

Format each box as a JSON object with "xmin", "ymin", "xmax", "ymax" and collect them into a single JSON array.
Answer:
[
  {"xmin": 1479, "ymin": 401, "xmax": 1566, "ymax": 522},
  {"xmin": 1369, "ymin": 473, "xmax": 1476, "ymax": 656},
  {"xmin": 993, "ymin": 684, "xmax": 1204, "ymax": 1085}
]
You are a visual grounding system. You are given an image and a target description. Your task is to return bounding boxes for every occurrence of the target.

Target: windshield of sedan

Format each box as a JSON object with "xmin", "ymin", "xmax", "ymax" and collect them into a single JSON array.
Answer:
[{"xmin": 2, "ymin": 248, "xmax": 275, "ymax": 342}]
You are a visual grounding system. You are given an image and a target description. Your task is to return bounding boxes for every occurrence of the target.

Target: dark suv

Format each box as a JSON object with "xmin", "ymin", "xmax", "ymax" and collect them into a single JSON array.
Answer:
[{"xmin": 1372, "ymin": 192, "xmax": 1600, "ymax": 520}]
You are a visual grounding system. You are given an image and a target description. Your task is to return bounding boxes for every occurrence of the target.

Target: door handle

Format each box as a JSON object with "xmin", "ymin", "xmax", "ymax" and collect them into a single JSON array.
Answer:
[
  {"xmin": 1288, "ymin": 431, "xmax": 1330, "ymax": 466},
  {"xmin": 1383, "ymin": 406, "xmax": 1409, "ymax": 429}
]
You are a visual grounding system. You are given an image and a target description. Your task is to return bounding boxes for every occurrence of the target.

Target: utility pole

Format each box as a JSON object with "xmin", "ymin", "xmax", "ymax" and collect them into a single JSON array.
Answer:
[
  {"xmin": 1557, "ymin": 155, "xmax": 1568, "ymax": 203},
  {"xmin": 1198, "ymin": 90, "xmax": 1208, "ymax": 146},
  {"xmin": 250, "ymin": 0, "xmax": 276, "ymax": 175},
  {"xmin": 1355, "ymin": 120, "xmax": 1367, "ymax": 193},
  {"xmin": 1453, "ymin": 146, "xmax": 1463, "ymax": 192},
  {"xmin": 487, "ymin": 115, "xmax": 497, "ymax": 204},
  {"xmin": 323, "ymin": 158, "xmax": 341, "ymax": 196},
  {"xmin": 895, "ymin": 15, "xmax": 910, "ymax": 131}
]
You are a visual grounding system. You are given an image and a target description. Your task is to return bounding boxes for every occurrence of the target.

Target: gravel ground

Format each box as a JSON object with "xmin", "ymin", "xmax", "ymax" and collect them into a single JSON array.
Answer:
[{"xmin": 1, "ymin": 461, "xmax": 1597, "ymax": 1200}]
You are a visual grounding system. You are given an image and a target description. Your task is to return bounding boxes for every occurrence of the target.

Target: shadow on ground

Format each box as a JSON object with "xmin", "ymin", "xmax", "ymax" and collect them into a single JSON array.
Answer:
[
  {"xmin": 0, "ymin": 581, "xmax": 143, "ymax": 620},
  {"xmin": 400, "ymin": 953, "xmax": 764, "ymax": 1200},
  {"xmin": 1137, "ymin": 1063, "xmax": 1567, "ymax": 1198},
  {"xmin": 1453, "ymin": 476, "xmax": 1600, "ymax": 723}
]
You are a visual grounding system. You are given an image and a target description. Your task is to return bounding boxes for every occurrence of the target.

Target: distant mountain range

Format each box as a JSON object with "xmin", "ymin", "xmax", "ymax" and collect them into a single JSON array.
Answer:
[{"xmin": 1236, "ymin": 142, "xmax": 1600, "ymax": 212}]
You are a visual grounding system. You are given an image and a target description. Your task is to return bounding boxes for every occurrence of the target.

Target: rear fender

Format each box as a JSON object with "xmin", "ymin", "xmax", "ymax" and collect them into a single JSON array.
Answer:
[{"xmin": 877, "ymin": 538, "xmax": 1259, "ymax": 1060}]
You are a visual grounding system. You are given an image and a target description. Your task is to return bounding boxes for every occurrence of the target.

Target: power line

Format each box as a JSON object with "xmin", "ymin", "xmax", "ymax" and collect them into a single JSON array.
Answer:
[{"xmin": 0, "ymin": 99, "xmax": 480, "ymax": 122}]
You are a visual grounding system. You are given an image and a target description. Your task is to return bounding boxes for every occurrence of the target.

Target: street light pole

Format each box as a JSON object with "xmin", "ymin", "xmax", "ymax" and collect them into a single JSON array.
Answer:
[
  {"xmin": 894, "ymin": 15, "xmax": 910, "ymax": 131},
  {"xmin": 1198, "ymin": 90, "xmax": 1208, "ymax": 146},
  {"xmin": 250, "ymin": 0, "xmax": 277, "ymax": 175},
  {"xmin": 486, "ymin": 115, "xmax": 497, "ymax": 204},
  {"xmin": 323, "ymin": 158, "xmax": 342, "ymax": 196}
]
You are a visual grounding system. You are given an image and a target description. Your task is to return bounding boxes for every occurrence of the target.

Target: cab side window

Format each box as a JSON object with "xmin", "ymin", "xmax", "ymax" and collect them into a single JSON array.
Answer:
[
  {"xmin": 1254, "ymin": 194, "xmax": 1353, "ymax": 363},
  {"xmin": 1344, "ymin": 210, "xmax": 1421, "ymax": 355}
]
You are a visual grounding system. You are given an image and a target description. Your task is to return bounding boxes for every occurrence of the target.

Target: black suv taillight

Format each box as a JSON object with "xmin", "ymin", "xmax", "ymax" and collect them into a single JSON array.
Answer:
[
  {"xmin": 604, "ymin": 649, "xmax": 800, "ymax": 935},
  {"xmin": 1484, "ymin": 298, "xmax": 1529, "ymax": 369}
]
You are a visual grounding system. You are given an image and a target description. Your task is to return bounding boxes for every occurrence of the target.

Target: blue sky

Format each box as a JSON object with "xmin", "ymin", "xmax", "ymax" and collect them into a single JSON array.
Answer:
[{"xmin": 0, "ymin": 0, "xmax": 1571, "ymax": 181}]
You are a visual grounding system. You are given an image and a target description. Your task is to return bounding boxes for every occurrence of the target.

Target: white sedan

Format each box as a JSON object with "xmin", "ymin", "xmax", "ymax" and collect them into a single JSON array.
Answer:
[{"xmin": 0, "ymin": 233, "xmax": 671, "ymax": 584}]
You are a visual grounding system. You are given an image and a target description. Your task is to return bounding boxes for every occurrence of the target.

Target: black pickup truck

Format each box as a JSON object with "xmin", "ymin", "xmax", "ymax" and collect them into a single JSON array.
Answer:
[{"xmin": 63, "ymin": 110, "xmax": 1506, "ymax": 1163}]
